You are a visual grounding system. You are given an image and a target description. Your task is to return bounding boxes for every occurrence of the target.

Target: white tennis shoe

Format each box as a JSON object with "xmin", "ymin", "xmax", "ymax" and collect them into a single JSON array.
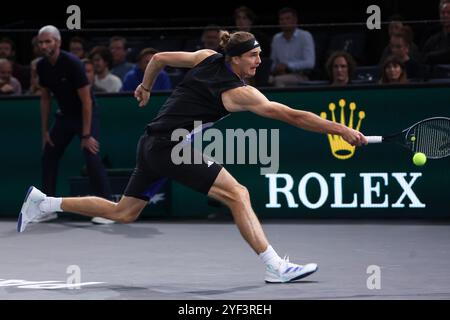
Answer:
[
  {"xmin": 32, "ymin": 212, "xmax": 58, "ymax": 223},
  {"xmin": 91, "ymin": 217, "xmax": 116, "ymax": 225},
  {"xmin": 265, "ymin": 256, "xmax": 318, "ymax": 283},
  {"xmin": 17, "ymin": 186, "xmax": 48, "ymax": 233}
]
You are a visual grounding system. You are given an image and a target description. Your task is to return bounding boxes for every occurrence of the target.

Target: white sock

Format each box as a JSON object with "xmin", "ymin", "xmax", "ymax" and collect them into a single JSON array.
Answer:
[
  {"xmin": 39, "ymin": 197, "xmax": 63, "ymax": 213},
  {"xmin": 259, "ymin": 245, "xmax": 283, "ymax": 269}
]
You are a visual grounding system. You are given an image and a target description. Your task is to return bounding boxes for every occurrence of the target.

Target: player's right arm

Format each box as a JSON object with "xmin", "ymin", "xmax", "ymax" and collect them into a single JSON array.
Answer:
[
  {"xmin": 40, "ymin": 87, "xmax": 54, "ymax": 149},
  {"xmin": 222, "ymin": 85, "xmax": 367, "ymax": 146},
  {"xmin": 135, "ymin": 49, "xmax": 216, "ymax": 107}
]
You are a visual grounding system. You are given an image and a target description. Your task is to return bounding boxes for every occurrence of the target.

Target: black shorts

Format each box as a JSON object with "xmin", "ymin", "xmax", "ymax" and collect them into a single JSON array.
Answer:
[{"xmin": 123, "ymin": 133, "xmax": 223, "ymax": 201}]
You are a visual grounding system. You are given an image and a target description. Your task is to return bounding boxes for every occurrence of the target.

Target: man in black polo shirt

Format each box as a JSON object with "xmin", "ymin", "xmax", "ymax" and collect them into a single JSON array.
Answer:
[{"xmin": 35, "ymin": 25, "xmax": 113, "ymax": 223}]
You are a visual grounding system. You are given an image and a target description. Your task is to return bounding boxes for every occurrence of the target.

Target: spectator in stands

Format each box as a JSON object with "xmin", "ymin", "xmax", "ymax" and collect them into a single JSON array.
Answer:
[
  {"xmin": 82, "ymin": 57, "xmax": 105, "ymax": 93},
  {"xmin": 269, "ymin": 7, "xmax": 315, "ymax": 87},
  {"xmin": 35, "ymin": 25, "xmax": 114, "ymax": 224},
  {"xmin": 121, "ymin": 48, "xmax": 171, "ymax": 92},
  {"xmin": 325, "ymin": 51, "xmax": 356, "ymax": 86},
  {"xmin": 0, "ymin": 58, "xmax": 22, "ymax": 95},
  {"xmin": 233, "ymin": 6, "xmax": 270, "ymax": 57},
  {"xmin": 387, "ymin": 31, "xmax": 421, "ymax": 79},
  {"xmin": 89, "ymin": 46, "xmax": 122, "ymax": 93},
  {"xmin": 109, "ymin": 36, "xmax": 134, "ymax": 80},
  {"xmin": 69, "ymin": 36, "xmax": 87, "ymax": 59},
  {"xmin": 0, "ymin": 37, "xmax": 29, "ymax": 91},
  {"xmin": 201, "ymin": 25, "xmax": 222, "ymax": 52},
  {"xmin": 379, "ymin": 23, "xmax": 421, "ymax": 64},
  {"xmin": 422, "ymin": 0, "xmax": 450, "ymax": 64},
  {"xmin": 26, "ymin": 58, "xmax": 43, "ymax": 95},
  {"xmin": 379, "ymin": 56, "xmax": 409, "ymax": 84},
  {"xmin": 31, "ymin": 36, "xmax": 42, "ymax": 58},
  {"xmin": 82, "ymin": 58, "xmax": 95, "ymax": 85}
]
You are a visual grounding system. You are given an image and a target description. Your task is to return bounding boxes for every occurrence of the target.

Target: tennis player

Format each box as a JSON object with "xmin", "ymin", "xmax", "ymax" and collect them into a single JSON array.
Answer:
[{"xmin": 18, "ymin": 31, "xmax": 367, "ymax": 283}]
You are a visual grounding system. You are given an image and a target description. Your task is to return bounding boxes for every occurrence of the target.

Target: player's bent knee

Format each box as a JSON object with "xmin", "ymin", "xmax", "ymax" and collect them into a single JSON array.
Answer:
[
  {"xmin": 230, "ymin": 184, "xmax": 250, "ymax": 205},
  {"xmin": 112, "ymin": 206, "xmax": 140, "ymax": 224},
  {"xmin": 116, "ymin": 211, "xmax": 139, "ymax": 224}
]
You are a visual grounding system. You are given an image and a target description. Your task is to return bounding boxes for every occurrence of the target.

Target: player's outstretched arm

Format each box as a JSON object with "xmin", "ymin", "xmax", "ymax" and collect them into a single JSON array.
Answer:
[
  {"xmin": 135, "ymin": 49, "xmax": 216, "ymax": 107},
  {"xmin": 222, "ymin": 85, "xmax": 367, "ymax": 146}
]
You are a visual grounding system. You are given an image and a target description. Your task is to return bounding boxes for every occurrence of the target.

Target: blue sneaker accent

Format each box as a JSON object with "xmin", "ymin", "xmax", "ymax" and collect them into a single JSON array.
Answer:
[
  {"xmin": 17, "ymin": 186, "xmax": 33, "ymax": 233},
  {"xmin": 265, "ymin": 257, "xmax": 318, "ymax": 283},
  {"xmin": 24, "ymin": 186, "xmax": 33, "ymax": 200},
  {"xmin": 17, "ymin": 213, "xmax": 23, "ymax": 232},
  {"xmin": 17, "ymin": 186, "xmax": 47, "ymax": 233}
]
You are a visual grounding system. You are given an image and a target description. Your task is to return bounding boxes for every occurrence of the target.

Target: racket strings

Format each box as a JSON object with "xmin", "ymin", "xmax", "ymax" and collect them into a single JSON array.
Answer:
[{"xmin": 413, "ymin": 119, "xmax": 450, "ymax": 158}]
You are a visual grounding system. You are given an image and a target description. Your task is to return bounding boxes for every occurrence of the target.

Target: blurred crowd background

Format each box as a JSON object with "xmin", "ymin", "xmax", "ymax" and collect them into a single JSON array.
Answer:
[{"xmin": 1, "ymin": 0, "xmax": 450, "ymax": 96}]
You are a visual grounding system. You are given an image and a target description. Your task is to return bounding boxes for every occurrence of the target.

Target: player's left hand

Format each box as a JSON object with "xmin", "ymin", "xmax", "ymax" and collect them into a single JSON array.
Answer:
[
  {"xmin": 81, "ymin": 136, "xmax": 99, "ymax": 154},
  {"xmin": 134, "ymin": 84, "xmax": 151, "ymax": 107}
]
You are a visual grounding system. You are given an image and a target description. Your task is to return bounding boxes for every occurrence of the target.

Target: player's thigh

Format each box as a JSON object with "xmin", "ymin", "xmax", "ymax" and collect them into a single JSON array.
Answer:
[{"xmin": 207, "ymin": 167, "xmax": 247, "ymax": 204}]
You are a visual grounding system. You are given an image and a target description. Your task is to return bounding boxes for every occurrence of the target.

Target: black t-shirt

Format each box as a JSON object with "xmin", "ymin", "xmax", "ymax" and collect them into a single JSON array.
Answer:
[
  {"xmin": 147, "ymin": 53, "xmax": 245, "ymax": 134},
  {"xmin": 37, "ymin": 50, "xmax": 93, "ymax": 117},
  {"xmin": 422, "ymin": 31, "xmax": 450, "ymax": 64}
]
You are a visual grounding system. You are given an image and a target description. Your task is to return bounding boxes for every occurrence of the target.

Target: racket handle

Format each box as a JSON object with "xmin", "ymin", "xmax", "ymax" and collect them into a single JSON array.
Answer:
[{"xmin": 366, "ymin": 136, "xmax": 383, "ymax": 144}]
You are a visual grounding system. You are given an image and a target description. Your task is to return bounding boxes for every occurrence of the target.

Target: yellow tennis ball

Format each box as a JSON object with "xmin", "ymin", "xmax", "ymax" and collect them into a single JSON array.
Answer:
[{"xmin": 413, "ymin": 152, "xmax": 427, "ymax": 166}]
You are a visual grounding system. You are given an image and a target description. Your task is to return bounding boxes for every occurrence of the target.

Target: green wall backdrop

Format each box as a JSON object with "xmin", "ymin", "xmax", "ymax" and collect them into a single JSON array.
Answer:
[{"xmin": 1, "ymin": 85, "xmax": 449, "ymax": 218}]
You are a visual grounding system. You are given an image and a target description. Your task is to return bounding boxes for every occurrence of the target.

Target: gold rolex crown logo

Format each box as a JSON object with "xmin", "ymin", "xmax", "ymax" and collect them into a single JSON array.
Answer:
[{"xmin": 320, "ymin": 99, "xmax": 365, "ymax": 160}]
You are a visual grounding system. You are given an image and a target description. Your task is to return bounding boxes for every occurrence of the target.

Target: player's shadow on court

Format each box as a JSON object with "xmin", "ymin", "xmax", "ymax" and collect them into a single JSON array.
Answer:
[
  {"xmin": 2, "ymin": 221, "xmax": 163, "ymax": 239},
  {"xmin": 60, "ymin": 221, "xmax": 164, "ymax": 239}
]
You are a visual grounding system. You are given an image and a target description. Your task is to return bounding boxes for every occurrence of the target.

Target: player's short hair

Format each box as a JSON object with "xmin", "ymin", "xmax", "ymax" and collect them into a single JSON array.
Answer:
[{"xmin": 219, "ymin": 31, "xmax": 254, "ymax": 52}]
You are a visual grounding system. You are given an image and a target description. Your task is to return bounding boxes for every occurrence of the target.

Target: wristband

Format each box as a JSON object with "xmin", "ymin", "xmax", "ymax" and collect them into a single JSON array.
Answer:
[
  {"xmin": 140, "ymin": 84, "xmax": 150, "ymax": 92},
  {"xmin": 81, "ymin": 134, "xmax": 91, "ymax": 139}
]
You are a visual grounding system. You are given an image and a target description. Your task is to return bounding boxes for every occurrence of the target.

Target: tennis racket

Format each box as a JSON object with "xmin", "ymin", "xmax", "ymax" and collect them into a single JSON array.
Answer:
[{"xmin": 366, "ymin": 117, "xmax": 450, "ymax": 159}]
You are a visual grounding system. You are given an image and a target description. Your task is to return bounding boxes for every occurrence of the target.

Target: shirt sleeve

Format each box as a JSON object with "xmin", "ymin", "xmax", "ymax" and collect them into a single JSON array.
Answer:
[
  {"xmin": 12, "ymin": 78, "xmax": 22, "ymax": 95},
  {"xmin": 287, "ymin": 32, "xmax": 316, "ymax": 72},
  {"xmin": 112, "ymin": 76, "xmax": 122, "ymax": 92},
  {"xmin": 121, "ymin": 73, "xmax": 134, "ymax": 92}
]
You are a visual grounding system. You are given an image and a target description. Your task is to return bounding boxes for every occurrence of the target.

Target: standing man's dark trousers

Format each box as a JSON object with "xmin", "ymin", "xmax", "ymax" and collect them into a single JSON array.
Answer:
[{"xmin": 42, "ymin": 113, "xmax": 112, "ymax": 199}]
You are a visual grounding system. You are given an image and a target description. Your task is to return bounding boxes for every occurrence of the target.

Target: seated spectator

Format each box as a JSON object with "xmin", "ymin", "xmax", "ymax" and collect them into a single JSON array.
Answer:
[
  {"xmin": 82, "ymin": 58, "xmax": 106, "ymax": 93},
  {"xmin": 89, "ymin": 46, "xmax": 122, "ymax": 93},
  {"xmin": 201, "ymin": 25, "xmax": 223, "ymax": 52},
  {"xmin": 69, "ymin": 36, "xmax": 87, "ymax": 59},
  {"xmin": 326, "ymin": 51, "xmax": 356, "ymax": 86},
  {"xmin": 0, "ymin": 37, "xmax": 28, "ymax": 90},
  {"xmin": 121, "ymin": 48, "xmax": 172, "ymax": 92},
  {"xmin": 379, "ymin": 23, "xmax": 421, "ymax": 64},
  {"xmin": 26, "ymin": 57, "xmax": 43, "ymax": 95},
  {"xmin": 31, "ymin": 36, "xmax": 42, "ymax": 58},
  {"xmin": 422, "ymin": 0, "xmax": 450, "ymax": 64},
  {"xmin": 379, "ymin": 56, "xmax": 409, "ymax": 84},
  {"xmin": 233, "ymin": 6, "xmax": 270, "ymax": 57},
  {"xmin": 269, "ymin": 7, "xmax": 315, "ymax": 87},
  {"xmin": 387, "ymin": 31, "xmax": 421, "ymax": 78},
  {"xmin": 0, "ymin": 58, "xmax": 22, "ymax": 95},
  {"xmin": 109, "ymin": 36, "xmax": 134, "ymax": 80}
]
